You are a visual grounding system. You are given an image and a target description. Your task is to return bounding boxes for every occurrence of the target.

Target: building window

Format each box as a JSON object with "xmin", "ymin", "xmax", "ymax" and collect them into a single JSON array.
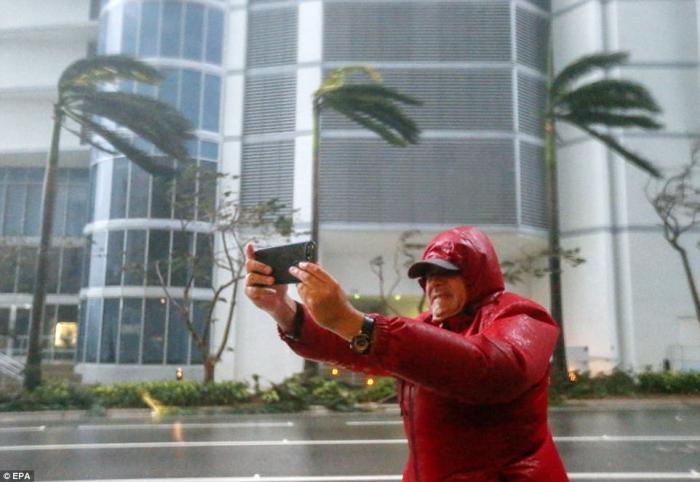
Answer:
[
  {"xmin": 142, "ymin": 298, "xmax": 165, "ymax": 364},
  {"xmin": 119, "ymin": 298, "xmax": 142, "ymax": 363},
  {"xmin": 100, "ymin": 299, "xmax": 120, "ymax": 363}
]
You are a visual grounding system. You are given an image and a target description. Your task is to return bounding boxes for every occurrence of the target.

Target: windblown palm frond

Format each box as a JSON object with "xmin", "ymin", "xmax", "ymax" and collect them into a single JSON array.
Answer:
[
  {"xmin": 57, "ymin": 55, "xmax": 193, "ymax": 176},
  {"xmin": 549, "ymin": 51, "xmax": 663, "ymax": 178},
  {"xmin": 314, "ymin": 65, "xmax": 422, "ymax": 147},
  {"xmin": 550, "ymin": 52, "xmax": 629, "ymax": 97},
  {"xmin": 59, "ymin": 55, "xmax": 162, "ymax": 93}
]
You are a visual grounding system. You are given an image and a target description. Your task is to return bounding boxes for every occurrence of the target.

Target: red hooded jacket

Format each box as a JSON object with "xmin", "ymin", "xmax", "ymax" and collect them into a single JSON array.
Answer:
[{"xmin": 281, "ymin": 227, "xmax": 569, "ymax": 481}]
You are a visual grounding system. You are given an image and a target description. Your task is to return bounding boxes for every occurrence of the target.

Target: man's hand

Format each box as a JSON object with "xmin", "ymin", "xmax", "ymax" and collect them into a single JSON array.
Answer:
[
  {"xmin": 290, "ymin": 262, "xmax": 364, "ymax": 340},
  {"xmin": 244, "ymin": 243, "xmax": 296, "ymax": 332}
]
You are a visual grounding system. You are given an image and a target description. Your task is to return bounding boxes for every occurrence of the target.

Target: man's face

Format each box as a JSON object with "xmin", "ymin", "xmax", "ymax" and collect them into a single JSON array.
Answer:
[{"xmin": 424, "ymin": 267, "xmax": 470, "ymax": 321}]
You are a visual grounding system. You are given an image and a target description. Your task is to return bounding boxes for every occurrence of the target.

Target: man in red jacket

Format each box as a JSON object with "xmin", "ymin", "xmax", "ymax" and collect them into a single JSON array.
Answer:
[{"xmin": 245, "ymin": 226, "xmax": 569, "ymax": 481}]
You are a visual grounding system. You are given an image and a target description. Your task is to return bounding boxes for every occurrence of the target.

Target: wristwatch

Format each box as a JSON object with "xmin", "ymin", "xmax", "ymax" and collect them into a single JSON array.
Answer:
[{"xmin": 350, "ymin": 314, "xmax": 375, "ymax": 354}]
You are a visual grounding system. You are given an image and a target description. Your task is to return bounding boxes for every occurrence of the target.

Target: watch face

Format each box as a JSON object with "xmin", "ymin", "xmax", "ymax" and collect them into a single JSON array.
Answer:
[{"xmin": 351, "ymin": 334, "xmax": 371, "ymax": 354}]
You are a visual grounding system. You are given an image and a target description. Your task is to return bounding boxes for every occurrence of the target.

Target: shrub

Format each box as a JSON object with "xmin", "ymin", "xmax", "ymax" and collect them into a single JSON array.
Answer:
[
  {"xmin": 638, "ymin": 371, "xmax": 700, "ymax": 394},
  {"xmin": 356, "ymin": 377, "xmax": 397, "ymax": 403},
  {"xmin": 564, "ymin": 370, "xmax": 637, "ymax": 398}
]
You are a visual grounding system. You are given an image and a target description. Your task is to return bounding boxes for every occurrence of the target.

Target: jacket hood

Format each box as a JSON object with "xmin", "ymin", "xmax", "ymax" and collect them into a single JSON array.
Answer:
[{"xmin": 415, "ymin": 226, "xmax": 505, "ymax": 306}]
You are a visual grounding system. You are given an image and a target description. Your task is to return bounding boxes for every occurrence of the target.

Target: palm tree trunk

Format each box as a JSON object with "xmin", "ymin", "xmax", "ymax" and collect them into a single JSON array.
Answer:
[
  {"xmin": 303, "ymin": 101, "xmax": 321, "ymax": 378},
  {"xmin": 671, "ymin": 242, "xmax": 700, "ymax": 324},
  {"xmin": 545, "ymin": 120, "xmax": 569, "ymax": 388},
  {"xmin": 311, "ymin": 101, "xmax": 321, "ymax": 250},
  {"xmin": 25, "ymin": 107, "xmax": 63, "ymax": 391}
]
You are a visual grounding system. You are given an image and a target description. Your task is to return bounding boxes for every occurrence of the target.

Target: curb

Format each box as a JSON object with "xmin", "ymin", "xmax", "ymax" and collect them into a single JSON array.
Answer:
[{"xmin": 1, "ymin": 399, "xmax": 699, "ymax": 423}]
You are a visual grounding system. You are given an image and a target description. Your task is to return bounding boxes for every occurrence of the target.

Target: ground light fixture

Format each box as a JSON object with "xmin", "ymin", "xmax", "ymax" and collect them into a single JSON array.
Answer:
[{"xmin": 176, "ymin": 367, "xmax": 184, "ymax": 381}]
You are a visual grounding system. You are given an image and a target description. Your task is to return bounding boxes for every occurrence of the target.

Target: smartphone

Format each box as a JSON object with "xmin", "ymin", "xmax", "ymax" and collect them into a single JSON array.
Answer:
[{"xmin": 254, "ymin": 241, "xmax": 316, "ymax": 284}]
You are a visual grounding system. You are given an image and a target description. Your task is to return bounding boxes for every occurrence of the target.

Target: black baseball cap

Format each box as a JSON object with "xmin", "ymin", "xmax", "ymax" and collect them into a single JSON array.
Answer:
[{"xmin": 407, "ymin": 258, "xmax": 460, "ymax": 279}]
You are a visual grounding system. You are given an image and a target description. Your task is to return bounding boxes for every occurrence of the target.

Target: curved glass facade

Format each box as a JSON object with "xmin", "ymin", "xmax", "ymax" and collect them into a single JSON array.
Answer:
[{"xmin": 79, "ymin": 0, "xmax": 224, "ymax": 368}]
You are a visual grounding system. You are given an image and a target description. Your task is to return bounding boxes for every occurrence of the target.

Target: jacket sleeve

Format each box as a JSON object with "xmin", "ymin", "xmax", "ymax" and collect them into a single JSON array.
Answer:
[
  {"xmin": 279, "ymin": 305, "xmax": 391, "ymax": 376},
  {"xmin": 368, "ymin": 302, "xmax": 560, "ymax": 404}
]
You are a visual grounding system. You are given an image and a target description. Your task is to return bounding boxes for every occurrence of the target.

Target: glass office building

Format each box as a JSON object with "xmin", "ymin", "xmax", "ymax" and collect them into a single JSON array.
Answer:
[{"xmin": 70, "ymin": 0, "xmax": 225, "ymax": 381}]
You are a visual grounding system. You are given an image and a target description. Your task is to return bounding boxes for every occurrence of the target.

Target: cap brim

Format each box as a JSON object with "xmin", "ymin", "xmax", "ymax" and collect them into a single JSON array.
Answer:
[{"xmin": 407, "ymin": 259, "xmax": 460, "ymax": 279}]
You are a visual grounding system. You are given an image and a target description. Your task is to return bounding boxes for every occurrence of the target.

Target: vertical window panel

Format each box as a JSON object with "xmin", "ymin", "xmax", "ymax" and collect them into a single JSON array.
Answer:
[
  {"xmin": 167, "ymin": 303, "xmax": 188, "ymax": 364},
  {"xmin": 61, "ymin": 247, "xmax": 83, "ymax": 293},
  {"xmin": 190, "ymin": 300, "xmax": 209, "ymax": 364},
  {"xmin": 194, "ymin": 233, "xmax": 212, "ymax": 288},
  {"xmin": 158, "ymin": 68, "xmax": 179, "ymax": 109},
  {"xmin": 142, "ymin": 298, "xmax": 165, "ymax": 364},
  {"xmin": 174, "ymin": 172, "xmax": 195, "ymax": 220},
  {"xmin": 180, "ymin": 70, "xmax": 202, "ymax": 129},
  {"xmin": 43, "ymin": 305, "xmax": 56, "ymax": 337},
  {"xmin": 0, "ymin": 247, "xmax": 16, "ymax": 292},
  {"xmin": 170, "ymin": 231, "xmax": 192, "ymax": 286},
  {"xmin": 52, "ymin": 185, "xmax": 68, "ymax": 237},
  {"xmin": 66, "ymin": 183, "xmax": 88, "ymax": 236},
  {"xmin": 202, "ymin": 75, "xmax": 221, "ymax": 132},
  {"xmin": 16, "ymin": 246, "xmax": 36, "ymax": 293},
  {"xmin": 105, "ymin": 4, "xmax": 122, "ymax": 54},
  {"xmin": 81, "ymin": 235, "xmax": 92, "ymax": 289},
  {"xmin": 93, "ymin": 161, "xmax": 112, "ymax": 222},
  {"xmin": 13, "ymin": 309, "xmax": 30, "ymax": 355},
  {"xmin": 119, "ymin": 298, "xmax": 142, "ymax": 363},
  {"xmin": 23, "ymin": 184, "xmax": 42, "ymax": 237},
  {"xmin": 128, "ymin": 164, "xmax": 149, "ymax": 219},
  {"xmin": 205, "ymin": 8, "xmax": 223, "ymax": 64},
  {"xmin": 106, "ymin": 230, "xmax": 125, "ymax": 286},
  {"xmin": 100, "ymin": 299, "xmax": 119, "ymax": 363},
  {"xmin": 110, "ymin": 158, "xmax": 128, "ymax": 219},
  {"xmin": 85, "ymin": 298, "xmax": 103, "ymax": 363},
  {"xmin": 0, "ymin": 182, "xmax": 5, "ymax": 234},
  {"xmin": 88, "ymin": 163, "xmax": 97, "ymax": 223},
  {"xmin": 89, "ymin": 231, "xmax": 107, "ymax": 287},
  {"xmin": 139, "ymin": 0, "xmax": 159, "ymax": 57},
  {"xmin": 124, "ymin": 230, "xmax": 146, "ymax": 285},
  {"xmin": 4, "ymin": 185, "xmax": 25, "ymax": 235},
  {"xmin": 77, "ymin": 300, "xmax": 87, "ymax": 361},
  {"xmin": 200, "ymin": 142, "xmax": 218, "ymax": 161},
  {"xmin": 150, "ymin": 173, "xmax": 173, "ymax": 219},
  {"xmin": 121, "ymin": 1, "xmax": 139, "ymax": 56},
  {"xmin": 0, "ymin": 308, "xmax": 9, "ymax": 337},
  {"xmin": 197, "ymin": 161, "xmax": 217, "ymax": 222},
  {"xmin": 183, "ymin": 3, "xmax": 205, "ymax": 61},
  {"xmin": 46, "ymin": 247, "xmax": 61, "ymax": 293},
  {"xmin": 15, "ymin": 309, "xmax": 29, "ymax": 336},
  {"xmin": 147, "ymin": 230, "xmax": 170, "ymax": 286},
  {"xmin": 161, "ymin": 2, "xmax": 182, "ymax": 58},
  {"xmin": 98, "ymin": 10, "xmax": 109, "ymax": 54}
]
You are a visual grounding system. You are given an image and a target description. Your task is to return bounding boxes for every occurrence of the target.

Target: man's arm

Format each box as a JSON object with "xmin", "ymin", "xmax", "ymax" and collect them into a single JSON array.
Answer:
[
  {"xmin": 367, "ymin": 302, "xmax": 560, "ymax": 404},
  {"xmin": 244, "ymin": 244, "xmax": 388, "ymax": 375}
]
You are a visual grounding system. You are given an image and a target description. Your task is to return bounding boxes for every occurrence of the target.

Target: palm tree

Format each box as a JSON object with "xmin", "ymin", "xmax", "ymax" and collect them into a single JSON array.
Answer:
[
  {"xmin": 545, "ymin": 51, "xmax": 663, "ymax": 386},
  {"xmin": 310, "ymin": 66, "xmax": 421, "ymax": 249},
  {"xmin": 304, "ymin": 66, "xmax": 420, "ymax": 376},
  {"xmin": 24, "ymin": 55, "xmax": 193, "ymax": 390}
]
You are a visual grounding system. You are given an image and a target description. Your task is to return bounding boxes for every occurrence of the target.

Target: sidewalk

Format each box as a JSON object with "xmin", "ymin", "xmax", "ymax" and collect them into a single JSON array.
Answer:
[{"xmin": 1, "ymin": 397, "xmax": 699, "ymax": 423}]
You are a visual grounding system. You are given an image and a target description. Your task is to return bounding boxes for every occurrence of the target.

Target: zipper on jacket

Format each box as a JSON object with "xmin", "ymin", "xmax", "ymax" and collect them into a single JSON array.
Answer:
[{"xmin": 408, "ymin": 383, "xmax": 420, "ymax": 482}]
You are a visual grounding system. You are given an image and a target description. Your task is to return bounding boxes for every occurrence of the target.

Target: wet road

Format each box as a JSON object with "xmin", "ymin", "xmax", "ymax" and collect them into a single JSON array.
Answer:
[{"xmin": 1, "ymin": 405, "xmax": 699, "ymax": 481}]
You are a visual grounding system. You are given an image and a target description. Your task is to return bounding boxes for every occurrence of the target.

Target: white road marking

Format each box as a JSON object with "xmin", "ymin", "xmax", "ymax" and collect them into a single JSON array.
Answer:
[
  {"xmin": 569, "ymin": 472, "xmax": 700, "ymax": 479},
  {"xmin": 35, "ymin": 473, "xmax": 700, "ymax": 482},
  {"xmin": 554, "ymin": 435, "xmax": 700, "ymax": 442},
  {"xmin": 5, "ymin": 434, "xmax": 700, "ymax": 452},
  {"xmin": 0, "ymin": 425, "xmax": 45, "ymax": 433},
  {"xmin": 345, "ymin": 421, "xmax": 403, "ymax": 426},
  {"xmin": 39, "ymin": 478, "xmax": 403, "ymax": 482},
  {"xmin": 77, "ymin": 421, "xmax": 295, "ymax": 431},
  {"xmin": 0, "ymin": 438, "xmax": 408, "ymax": 452}
]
